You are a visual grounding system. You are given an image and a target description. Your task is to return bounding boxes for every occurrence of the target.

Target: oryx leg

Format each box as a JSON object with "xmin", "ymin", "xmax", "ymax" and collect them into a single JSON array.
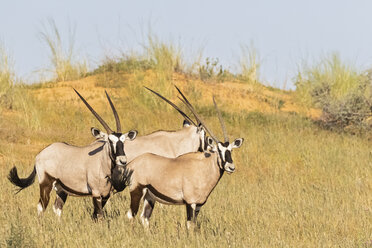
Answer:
[
  {"xmin": 186, "ymin": 203, "xmax": 201, "ymax": 229},
  {"xmin": 140, "ymin": 190, "xmax": 156, "ymax": 228},
  {"xmin": 101, "ymin": 194, "xmax": 110, "ymax": 209},
  {"xmin": 53, "ymin": 191, "xmax": 68, "ymax": 217},
  {"xmin": 37, "ymin": 175, "xmax": 53, "ymax": 216},
  {"xmin": 92, "ymin": 197, "xmax": 104, "ymax": 221},
  {"xmin": 127, "ymin": 186, "xmax": 144, "ymax": 220}
]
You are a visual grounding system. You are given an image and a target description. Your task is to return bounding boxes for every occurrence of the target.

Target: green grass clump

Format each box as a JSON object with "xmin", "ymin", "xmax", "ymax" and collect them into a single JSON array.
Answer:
[{"xmin": 295, "ymin": 53, "xmax": 372, "ymax": 132}]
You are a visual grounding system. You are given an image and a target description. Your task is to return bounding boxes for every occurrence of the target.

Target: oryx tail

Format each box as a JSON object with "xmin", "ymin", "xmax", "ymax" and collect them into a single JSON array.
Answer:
[{"xmin": 8, "ymin": 166, "xmax": 37, "ymax": 194}]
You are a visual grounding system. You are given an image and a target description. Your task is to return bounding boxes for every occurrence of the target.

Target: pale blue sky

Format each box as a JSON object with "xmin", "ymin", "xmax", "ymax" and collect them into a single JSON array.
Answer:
[{"xmin": 1, "ymin": 0, "xmax": 372, "ymax": 88}]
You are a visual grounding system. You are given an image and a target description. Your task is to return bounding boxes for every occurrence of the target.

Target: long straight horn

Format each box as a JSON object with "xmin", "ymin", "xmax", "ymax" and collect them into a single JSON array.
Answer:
[
  {"xmin": 174, "ymin": 85, "xmax": 200, "ymax": 125},
  {"xmin": 213, "ymin": 96, "xmax": 229, "ymax": 142},
  {"xmin": 144, "ymin": 86, "xmax": 197, "ymax": 126},
  {"xmin": 105, "ymin": 90, "xmax": 122, "ymax": 133},
  {"xmin": 73, "ymin": 88, "xmax": 113, "ymax": 134},
  {"xmin": 179, "ymin": 97, "xmax": 220, "ymax": 143}
]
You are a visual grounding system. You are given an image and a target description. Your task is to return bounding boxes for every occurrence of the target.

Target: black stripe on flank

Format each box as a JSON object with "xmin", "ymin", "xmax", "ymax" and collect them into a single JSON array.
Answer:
[
  {"xmin": 147, "ymin": 185, "xmax": 185, "ymax": 204},
  {"xmin": 57, "ymin": 179, "xmax": 92, "ymax": 196}
]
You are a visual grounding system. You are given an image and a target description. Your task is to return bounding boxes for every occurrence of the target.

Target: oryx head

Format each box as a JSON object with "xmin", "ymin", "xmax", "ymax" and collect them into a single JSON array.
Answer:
[
  {"xmin": 144, "ymin": 86, "xmax": 211, "ymax": 152},
  {"xmin": 211, "ymin": 97, "xmax": 243, "ymax": 173},
  {"xmin": 182, "ymin": 94, "xmax": 244, "ymax": 174},
  {"xmin": 91, "ymin": 128, "xmax": 137, "ymax": 166},
  {"xmin": 74, "ymin": 89, "xmax": 138, "ymax": 167}
]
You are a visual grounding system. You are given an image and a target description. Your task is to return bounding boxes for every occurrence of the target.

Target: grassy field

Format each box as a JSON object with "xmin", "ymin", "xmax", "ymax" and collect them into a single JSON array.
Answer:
[{"xmin": 0, "ymin": 70, "xmax": 371, "ymax": 247}]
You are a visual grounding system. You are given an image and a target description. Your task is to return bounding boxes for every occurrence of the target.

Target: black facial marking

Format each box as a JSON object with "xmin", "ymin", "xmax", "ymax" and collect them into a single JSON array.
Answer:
[
  {"xmin": 203, "ymin": 136, "xmax": 209, "ymax": 151},
  {"xmin": 225, "ymin": 150, "xmax": 233, "ymax": 163},
  {"xmin": 204, "ymin": 152, "xmax": 211, "ymax": 158},
  {"xmin": 217, "ymin": 146, "xmax": 226, "ymax": 167},
  {"xmin": 109, "ymin": 133, "xmax": 126, "ymax": 159},
  {"xmin": 115, "ymin": 140, "xmax": 125, "ymax": 156},
  {"xmin": 217, "ymin": 142, "xmax": 233, "ymax": 168}
]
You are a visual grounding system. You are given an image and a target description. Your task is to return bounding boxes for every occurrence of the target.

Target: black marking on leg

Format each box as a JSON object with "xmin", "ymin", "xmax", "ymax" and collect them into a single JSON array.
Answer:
[
  {"xmin": 101, "ymin": 194, "xmax": 110, "ymax": 208},
  {"xmin": 55, "ymin": 191, "xmax": 68, "ymax": 210}
]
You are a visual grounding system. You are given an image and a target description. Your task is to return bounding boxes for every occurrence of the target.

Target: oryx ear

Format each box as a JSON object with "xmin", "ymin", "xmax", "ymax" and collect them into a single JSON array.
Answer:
[
  {"xmin": 197, "ymin": 123, "xmax": 204, "ymax": 132},
  {"xmin": 232, "ymin": 138, "xmax": 244, "ymax": 149},
  {"xmin": 207, "ymin": 136, "xmax": 214, "ymax": 146},
  {"xmin": 183, "ymin": 119, "xmax": 191, "ymax": 127},
  {"xmin": 127, "ymin": 130, "xmax": 138, "ymax": 140},
  {"xmin": 91, "ymin": 127, "xmax": 108, "ymax": 140}
]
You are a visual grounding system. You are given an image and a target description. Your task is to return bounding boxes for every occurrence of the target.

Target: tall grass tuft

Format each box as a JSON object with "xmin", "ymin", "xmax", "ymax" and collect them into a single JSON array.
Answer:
[
  {"xmin": 0, "ymin": 45, "xmax": 15, "ymax": 108},
  {"xmin": 39, "ymin": 19, "xmax": 87, "ymax": 82},
  {"xmin": 0, "ymin": 45, "xmax": 15, "ymax": 104},
  {"xmin": 295, "ymin": 53, "xmax": 372, "ymax": 132},
  {"xmin": 238, "ymin": 44, "xmax": 261, "ymax": 85},
  {"xmin": 145, "ymin": 34, "xmax": 184, "ymax": 77}
]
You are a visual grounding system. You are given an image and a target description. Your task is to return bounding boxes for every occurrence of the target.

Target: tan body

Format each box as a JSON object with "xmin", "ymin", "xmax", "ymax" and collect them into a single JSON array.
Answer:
[
  {"xmin": 125, "ymin": 150, "xmax": 227, "ymax": 228},
  {"xmin": 128, "ymin": 152, "xmax": 220, "ymax": 205},
  {"xmin": 36, "ymin": 141, "xmax": 112, "ymax": 198}
]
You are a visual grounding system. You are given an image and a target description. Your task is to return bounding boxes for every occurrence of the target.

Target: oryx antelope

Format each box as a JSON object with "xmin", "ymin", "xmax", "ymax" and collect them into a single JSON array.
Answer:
[
  {"xmin": 121, "ymin": 86, "xmax": 212, "ymax": 163},
  {"xmin": 7, "ymin": 89, "xmax": 137, "ymax": 220},
  {"xmin": 124, "ymin": 96, "xmax": 244, "ymax": 228}
]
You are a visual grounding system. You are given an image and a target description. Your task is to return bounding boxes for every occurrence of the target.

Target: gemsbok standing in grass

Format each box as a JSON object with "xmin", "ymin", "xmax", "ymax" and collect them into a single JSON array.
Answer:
[
  {"xmin": 120, "ymin": 86, "xmax": 212, "ymax": 163},
  {"xmin": 123, "ymin": 96, "xmax": 244, "ymax": 229},
  {"xmin": 7, "ymin": 89, "xmax": 137, "ymax": 220}
]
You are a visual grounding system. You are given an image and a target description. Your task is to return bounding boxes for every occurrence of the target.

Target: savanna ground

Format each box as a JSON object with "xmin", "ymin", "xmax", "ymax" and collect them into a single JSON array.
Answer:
[{"xmin": 0, "ymin": 30, "xmax": 371, "ymax": 247}]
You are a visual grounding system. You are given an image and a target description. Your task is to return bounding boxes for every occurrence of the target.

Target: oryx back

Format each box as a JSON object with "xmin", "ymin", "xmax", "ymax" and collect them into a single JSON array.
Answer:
[{"xmin": 125, "ymin": 124, "xmax": 201, "ymax": 162}]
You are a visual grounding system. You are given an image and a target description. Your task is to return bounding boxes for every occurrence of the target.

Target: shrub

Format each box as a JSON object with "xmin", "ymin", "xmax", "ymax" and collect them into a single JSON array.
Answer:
[
  {"xmin": 295, "ymin": 54, "xmax": 372, "ymax": 132},
  {"xmin": 198, "ymin": 57, "xmax": 232, "ymax": 82},
  {"xmin": 92, "ymin": 55, "xmax": 153, "ymax": 75}
]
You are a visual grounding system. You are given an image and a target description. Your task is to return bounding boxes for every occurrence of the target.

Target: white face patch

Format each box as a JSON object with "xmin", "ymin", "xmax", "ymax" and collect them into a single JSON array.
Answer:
[
  {"xmin": 108, "ymin": 135, "xmax": 119, "ymax": 153},
  {"xmin": 218, "ymin": 143, "xmax": 227, "ymax": 161},
  {"xmin": 119, "ymin": 134, "xmax": 126, "ymax": 142},
  {"xmin": 108, "ymin": 135, "xmax": 119, "ymax": 143}
]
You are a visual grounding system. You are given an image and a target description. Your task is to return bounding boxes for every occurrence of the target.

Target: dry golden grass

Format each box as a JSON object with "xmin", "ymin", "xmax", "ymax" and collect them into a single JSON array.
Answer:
[{"xmin": 0, "ymin": 71, "xmax": 371, "ymax": 247}]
